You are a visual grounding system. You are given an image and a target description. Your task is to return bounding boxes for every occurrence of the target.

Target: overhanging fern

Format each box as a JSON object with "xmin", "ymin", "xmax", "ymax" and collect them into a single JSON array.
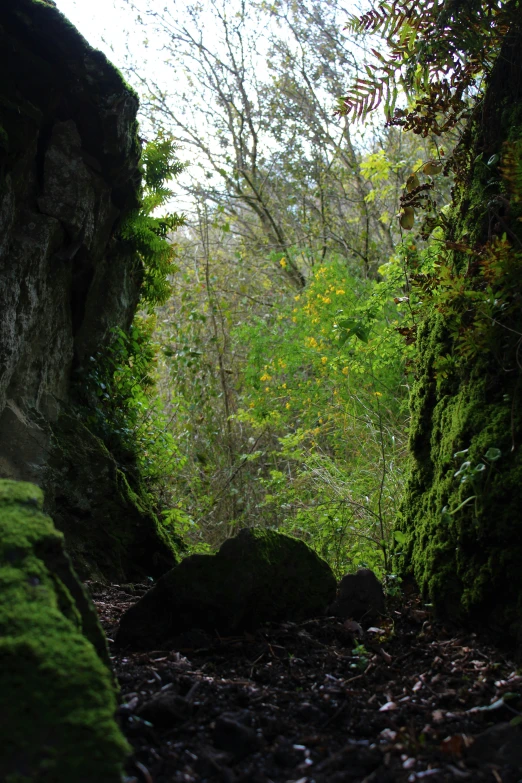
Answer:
[
  {"xmin": 122, "ymin": 136, "xmax": 186, "ymax": 309},
  {"xmin": 339, "ymin": 0, "xmax": 517, "ymax": 133}
]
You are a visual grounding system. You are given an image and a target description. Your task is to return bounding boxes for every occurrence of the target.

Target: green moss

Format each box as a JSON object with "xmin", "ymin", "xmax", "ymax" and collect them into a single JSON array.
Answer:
[
  {"xmin": 0, "ymin": 480, "xmax": 128, "ymax": 782},
  {"xmin": 398, "ymin": 290, "xmax": 522, "ymax": 630},
  {"xmin": 0, "ymin": 481, "xmax": 44, "ymax": 508},
  {"xmin": 396, "ymin": 27, "xmax": 522, "ymax": 645},
  {"xmin": 399, "ymin": 352, "xmax": 522, "ymax": 634}
]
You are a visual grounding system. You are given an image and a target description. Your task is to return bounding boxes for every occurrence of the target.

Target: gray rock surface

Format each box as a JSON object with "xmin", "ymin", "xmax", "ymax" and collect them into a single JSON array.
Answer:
[
  {"xmin": 116, "ymin": 528, "xmax": 337, "ymax": 648},
  {"xmin": 0, "ymin": 0, "xmax": 176, "ymax": 579}
]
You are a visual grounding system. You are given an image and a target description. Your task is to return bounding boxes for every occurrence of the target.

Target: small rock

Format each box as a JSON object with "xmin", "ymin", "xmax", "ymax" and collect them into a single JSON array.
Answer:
[
  {"xmin": 273, "ymin": 738, "xmax": 303, "ymax": 768},
  {"xmin": 329, "ymin": 569, "xmax": 385, "ymax": 623},
  {"xmin": 137, "ymin": 693, "xmax": 191, "ymax": 729},
  {"xmin": 467, "ymin": 722, "xmax": 522, "ymax": 767},
  {"xmin": 212, "ymin": 713, "xmax": 261, "ymax": 758},
  {"xmin": 294, "ymin": 701, "xmax": 326, "ymax": 725}
]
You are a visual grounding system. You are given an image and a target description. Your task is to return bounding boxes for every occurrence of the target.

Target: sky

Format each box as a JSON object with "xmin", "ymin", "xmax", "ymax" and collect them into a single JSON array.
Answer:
[
  {"xmin": 54, "ymin": 0, "xmax": 201, "ymax": 211},
  {"xmin": 55, "ymin": 0, "xmax": 129, "ymax": 63},
  {"xmin": 53, "ymin": 0, "xmax": 364, "ymax": 216}
]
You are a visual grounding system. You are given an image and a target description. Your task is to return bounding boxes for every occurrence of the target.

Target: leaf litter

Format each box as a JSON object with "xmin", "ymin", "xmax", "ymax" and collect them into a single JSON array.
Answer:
[{"xmin": 87, "ymin": 581, "xmax": 522, "ymax": 783}]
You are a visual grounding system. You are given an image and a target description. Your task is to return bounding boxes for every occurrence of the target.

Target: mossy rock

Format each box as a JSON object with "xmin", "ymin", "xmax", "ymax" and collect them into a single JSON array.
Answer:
[
  {"xmin": 47, "ymin": 413, "xmax": 179, "ymax": 581},
  {"xmin": 0, "ymin": 480, "xmax": 128, "ymax": 782},
  {"xmin": 116, "ymin": 528, "xmax": 337, "ymax": 648},
  {"xmin": 396, "ymin": 24, "xmax": 522, "ymax": 646}
]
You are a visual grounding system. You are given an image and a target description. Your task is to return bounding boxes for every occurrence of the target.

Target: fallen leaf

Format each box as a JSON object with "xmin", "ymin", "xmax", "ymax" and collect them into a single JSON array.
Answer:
[
  {"xmin": 399, "ymin": 207, "xmax": 415, "ymax": 230},
  {"xmin": 379, "ymin": 701, "xmax": 398, "ymax": 712},
  {"xmin": 440, "ymin": 734, "xmax": 466, "ymax": 755}
]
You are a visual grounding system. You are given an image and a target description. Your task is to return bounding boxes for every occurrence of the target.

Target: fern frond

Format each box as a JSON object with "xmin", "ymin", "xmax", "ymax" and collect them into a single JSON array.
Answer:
[
  {"xmin": 340, "ymin": 0, "xmax": 516, "ymax": 126},
  {"xmin": 345, "ymin": 0, "xmax": 423, "ymax": 36},
  {"xmin": 122, "ymin": 136, "xmax": 185, "ymax": 308}
]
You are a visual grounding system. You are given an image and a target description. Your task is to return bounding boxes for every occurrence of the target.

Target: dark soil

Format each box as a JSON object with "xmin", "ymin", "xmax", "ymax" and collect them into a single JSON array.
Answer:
[{"xmin": 88, "ymin": 581, "xmax": 522, "ymax": 783}]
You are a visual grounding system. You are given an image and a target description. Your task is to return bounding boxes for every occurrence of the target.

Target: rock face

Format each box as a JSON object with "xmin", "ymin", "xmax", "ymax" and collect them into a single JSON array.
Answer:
[
  {"xmin": 0, "ymin": 0, "xmax": 177, "ymax": 579},
  {"xmin": 0, "ymin": 479, "xmax": 128, "ymax": 782},
  {"xmin": 116, "ymin": 529, "xmax": 337, "ymax": 648},
  {"xmin": 48, "ymin": 413, "xmax": 178, "ymax": 581},
  {"xmin": 395, "ymin": 23, "xmax": 522, "ymax": 642},
  {"xmin": 328, "ymin": 568, "xmax": 385, "ymax": 623}
]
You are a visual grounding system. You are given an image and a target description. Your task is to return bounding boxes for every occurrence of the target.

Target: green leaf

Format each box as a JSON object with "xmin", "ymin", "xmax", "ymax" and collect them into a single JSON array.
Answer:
[
  {"xmin": 454, "ymin": 460, "xmax": 471, "ymax": 477},
  {"xmin": 393, "ymin": 530, "xmax": 407, "ymax": 545},
  {"xmin": 337, "ymin": 318, "xmax": 369, "ymax": 343},
  {"xmin": 453, "ymin": 448, "xmax": 469, "ymax": 459},
  {"xmin": 485, "ymin": 447, "xmax": 502, "ymax": 462}
]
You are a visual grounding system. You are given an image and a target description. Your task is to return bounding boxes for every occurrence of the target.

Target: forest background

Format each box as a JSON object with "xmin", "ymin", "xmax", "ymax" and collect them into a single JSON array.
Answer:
[{"xmin": 55, "ymin": 0, "xmax": 459, "ymax": 579}]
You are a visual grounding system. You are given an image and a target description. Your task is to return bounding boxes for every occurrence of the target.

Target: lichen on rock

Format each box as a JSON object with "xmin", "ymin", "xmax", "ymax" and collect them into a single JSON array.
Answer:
[
  {"xmin": 116, "ymin": 528, "xmax": 337, "ymax": 649},
  {"xmin": 0, "ymin": 479, "xmax": 129, "ymax": 782}
]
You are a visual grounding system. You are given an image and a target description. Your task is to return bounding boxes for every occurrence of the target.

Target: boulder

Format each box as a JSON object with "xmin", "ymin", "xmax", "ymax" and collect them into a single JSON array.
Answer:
[
  {"xmin": 328, "ymin": 568, "xmax": 385, "ymax": 623},
  {"xmin": 117, "ymin": 528, "xmax": 337, "ymax": 648},
  {"xmin": 0, "ymin": 480, "xmax": 128, "ymax": 783}
]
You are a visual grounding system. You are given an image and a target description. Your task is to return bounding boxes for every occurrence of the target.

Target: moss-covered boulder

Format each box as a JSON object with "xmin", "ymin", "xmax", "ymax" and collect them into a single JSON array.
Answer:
[
  {"xmin": 116, "ymin": 528, "xmax": 337, "ymax": 648},
  {"xmin": 0, "ymin": 480, "xmax": 129, "ymax": 782}
]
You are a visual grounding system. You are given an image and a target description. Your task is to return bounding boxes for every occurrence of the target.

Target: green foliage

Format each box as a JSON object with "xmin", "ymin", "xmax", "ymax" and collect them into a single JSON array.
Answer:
[
  {"xmin": 232, "ymin": 257, "xmax": 413, "ymax": 577},
  {"xmin": 350, "ymin": 642, "xmax": 370, "ymax": 671},
  {"xmin": 121, "ymin": 136, "xmax": 185, "ymax": 309},
  {"xmin": 340, "ymin": 0, "xmax": 515, "ymax": 130},
  {"xmin": 84, "ymin": 317, "xmax": 186, "ymax": 491}
]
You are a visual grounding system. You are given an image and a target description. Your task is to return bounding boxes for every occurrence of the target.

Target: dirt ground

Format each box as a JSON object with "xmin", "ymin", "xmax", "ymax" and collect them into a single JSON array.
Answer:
[{"xmin": 87, "ymin": 581, "xmax": 522, "ymax": 783}]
